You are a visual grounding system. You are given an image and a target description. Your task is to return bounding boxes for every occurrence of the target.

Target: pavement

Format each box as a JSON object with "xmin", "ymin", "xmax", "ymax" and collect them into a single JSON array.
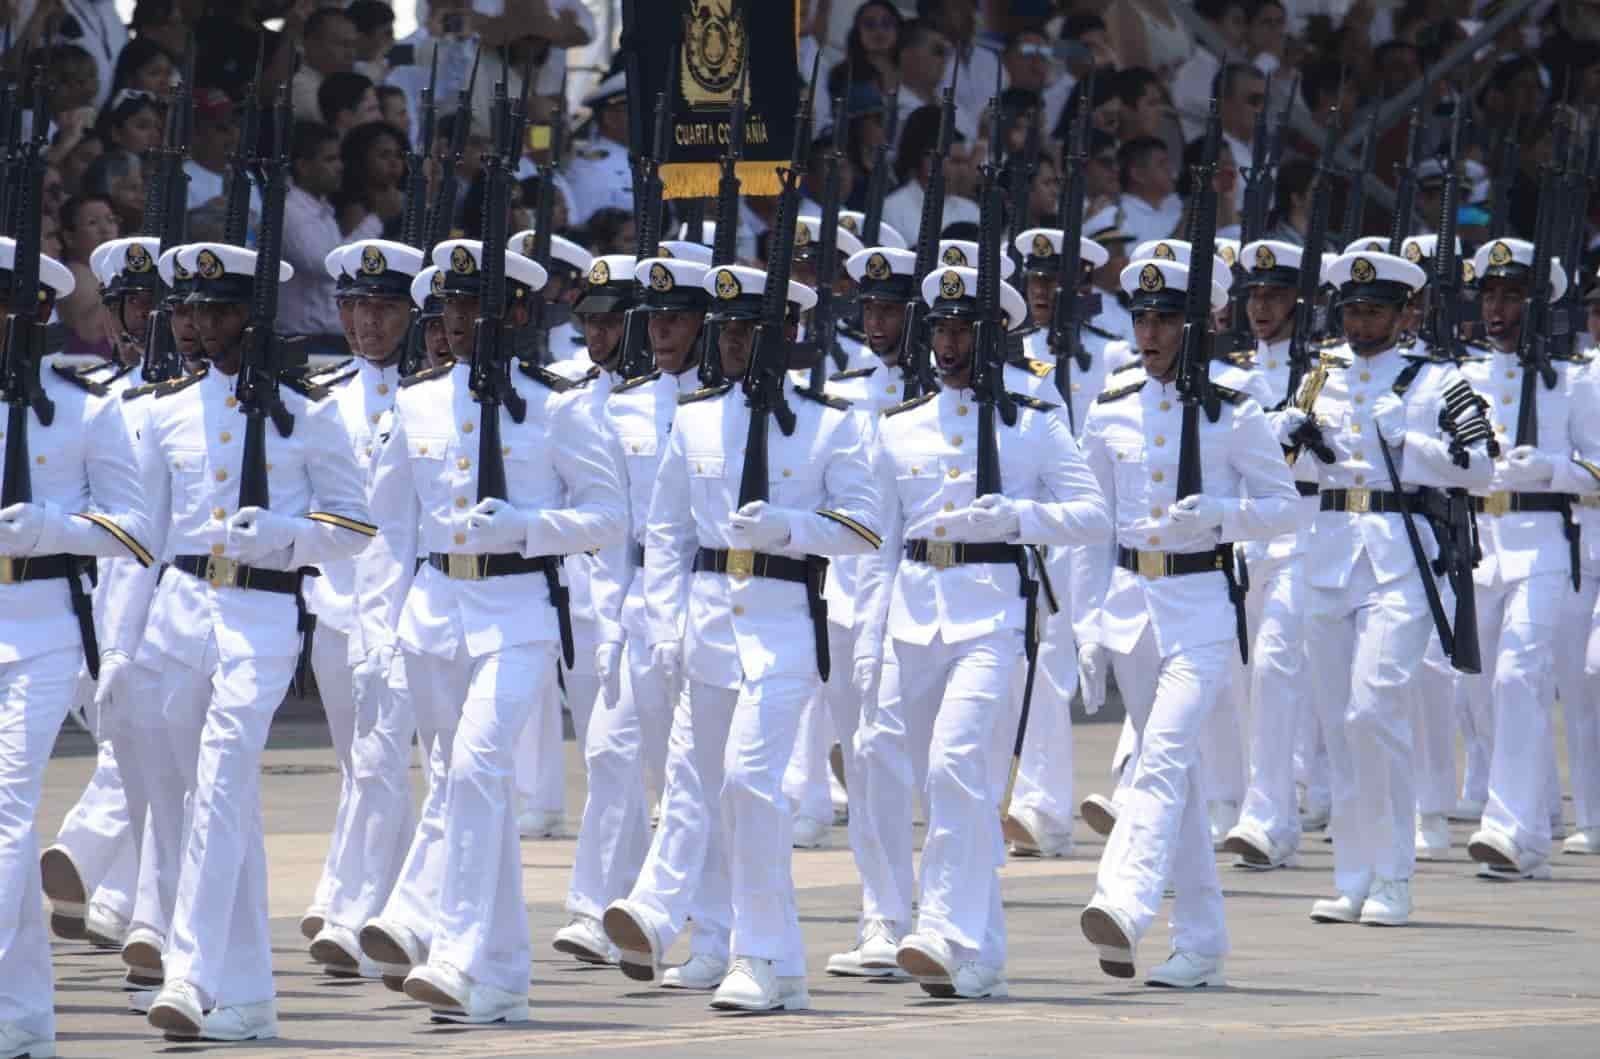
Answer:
[{"xmin": 36, "ymin": 715, "xmax": 1600, "ymax": 1059}]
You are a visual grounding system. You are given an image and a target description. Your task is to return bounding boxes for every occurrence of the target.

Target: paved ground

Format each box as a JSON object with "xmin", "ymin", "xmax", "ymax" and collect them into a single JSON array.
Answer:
[{"xmin": 36, "ymin": 716, "xmax": 1600, "ymax": 1058}]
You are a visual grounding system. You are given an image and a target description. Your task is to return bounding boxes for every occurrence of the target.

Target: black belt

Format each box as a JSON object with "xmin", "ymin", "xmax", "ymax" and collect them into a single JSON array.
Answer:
[
  {"xmin": 1320, "ymin": 488, "xmax": 1415, "ymax": 514},
  {"xmin": 1, "ymin": 554, "xmax": 100, "ymax": 679},
  {"xmin": 172, "ymin": 554, "xmax": 304, "ymax": 594},
  {"xmin": 1470, "ymin": 491, "xmax": 1568, "ymax": 516},
  {"xmin": 1116, "ymin": 545, "xmax": 1228, "ymax": 578},
  {"xmin": 903, "ymin": 539, "xmax": 1024, "ymax": 568},
  {"xmin": 694, "ymin": 547, "xmax": 831, "ymax": 681},
  {"xmin": 1296, "ymin": 481, "xmax": 1320, "ymax": 498},
  {"xmin": 427, "ymin": 552, "xmax": 547, "ymax": 579}
]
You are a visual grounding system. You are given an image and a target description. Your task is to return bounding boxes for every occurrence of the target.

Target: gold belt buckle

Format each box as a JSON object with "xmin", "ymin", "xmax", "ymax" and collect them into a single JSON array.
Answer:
[
  {"xmin": 447, "ymin": 554, "xmax": 482, "ymax": 581},
  {"xmin": 1345, "ymin": 487, "xmax": 1372, "ymax": 514},
  {"xmin": 0, "ymin": 557, "xmax": 15, "ymax": 585},
  {"xmin": 1136, "ymin": 550, "xmax": 1167, "ymax": 580},
  {"xmin": 725, "ymin": 548, "xmax": 755, "ymax": 579},
  {"xmin": 1483, "ymin": 491, "xmax": 1512, "ymax": 517},
  {"xmin": 925, "ymin": 540, "xmax": 956, "ymax": 570},
  {"xmin": 205, "ymin": 556, "xmax": 240, "ymax": 588}
]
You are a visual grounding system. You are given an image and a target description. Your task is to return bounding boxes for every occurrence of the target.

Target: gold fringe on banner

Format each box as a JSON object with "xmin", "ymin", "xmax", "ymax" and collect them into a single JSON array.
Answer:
[{"xmin": 661, "ymin": 160, "xmax": 784, "ymax": 200}]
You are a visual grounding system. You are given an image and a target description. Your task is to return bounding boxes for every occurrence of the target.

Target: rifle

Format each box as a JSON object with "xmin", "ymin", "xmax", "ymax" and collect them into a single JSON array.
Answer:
[
  {"xmin": 1387, "ymin": 105, "xmax": 1424, "ymax": 253},
  {"xmin": 1556, "ymin": 119, "xmax": 1599, "ymax": 359},
  {"xmin": 861, "ymin": 87, "xmax": 899, "ymax": 247},
  {"xmin": 1338, "ymin": 106, "xmax": 1380, "ymax": 247},
  {"xmin": 804, "ymin": 90, "xmax": 850, "ymax": 388},
  {"xmin": 736, "ymin": 51, "xmax": 819, "ymax": 509},
  {"xmin": 1486, "ymin": 120, "xmax": 1518, "ymax": 238},
  {"xmin": 1222, "ymin": 72, "xmax": 1290, "ymax": 356},
  {"xmin": 1418, "ymin": 105, "xmax": 1469, "ymax": 360},
  {"xmin": 235, "ymin": 84, "xmax": 296, "ymax": 512},
  {"xmin": 1006, "ymin": 104, "xmax": 1042, "ymax": 266},
  {"xmin": 423, "ymin": 43, "xmax": 483, "ymax": 252},
  {"xmin": 1283, "ymin": 105, "xmax": 1340, "ymax": 424},
  {"xmin": 0, "ymin": 26, "xmax": 22, "ymax": 238},
  {"xmin": 618, "ymin": 45, "xmax": 679, "ymax": 381},
  {"xmin": 698, "ymin": 45, "xmax": 748, "ymax": 387},
  {"xmin": 224, "ymin": 34, "xmax": 267, "ymax": 246},
  {"xmin": 1047, "ymin": 68, "xmax": 1098, "ymax": 433},
  {"xmin": 401, "ymin": 45, "xmax": 440, "ymax": 248},
  {"xmin": 1174, "ymin": 101, "xmax": 1224, "ymax": 502},
  {"xmin": 140, "ymin": 35, "xmax": 196, "ymax": 384},
  {"xmin": 1513, "ymin": 112, "xmax": 1568, "ymax": 450},
  {"xmin": 1, "ymin": 56, "xmax": 53, "ymax": 509},
  {"xmin": 895, "ymin": 63, "xmax": 960, "ymax": 400}
]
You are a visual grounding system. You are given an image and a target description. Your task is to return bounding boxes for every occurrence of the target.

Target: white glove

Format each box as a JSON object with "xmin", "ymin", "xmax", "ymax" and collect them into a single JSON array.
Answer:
[
  {"xmin": 351, "ymin": 643, "xmax": 396, "ymax": 709},
  {"xmin": 466, "ymin": 498, "xmax": 530, "ymax": 551},
  {"xmin": 649, "ymin": 640, "xmax": 681, "ymax": 688},
  {"xmin": 1372, "ymin": 393, "xmax": 1407, "ymax": 445},
  {"xmin": 92, "ymin": 649, "xmax": 132, "ymax": 715},
  {"xmin": 1270, "ymin": 408, "xmax": 1310, "ymax": 446},
  {"xmin": 595, "ymin": 641, "xmax": 623, "ymax": 706},
  {"xmin": 1077, "ymin": 643, "xmax": 1108, "ymax": 716},
  {"xmin": 727, "ymin": 500, "xmax": 791, "ymax": 550},
  {"xmin": 1505, "ymin": 445, "xmax": 1555, "ymax": 486},
  {"xmin": 0, "ymin": 502, "xmax": 47, "ymax": 554},
  {"xmin": 1168, "ymin": 494, "xmax": 1225, "ymax": 529},
  {"xmin": 850, "ymin": 655, "xmax": 879, "ymax": 701},
  {"xmin": 225, "ymin": 507, "xmax": 299, "ymax": 561},
  {"xmin": 968, "ymin": 494, "xmax": 1021, "ymax": 539}
]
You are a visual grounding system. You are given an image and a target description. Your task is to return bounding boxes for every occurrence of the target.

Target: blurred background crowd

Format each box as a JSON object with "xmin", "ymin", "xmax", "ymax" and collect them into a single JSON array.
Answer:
[{"xmin": 3, "ymin": 0, "xmax": 1599, "ymax": 358}]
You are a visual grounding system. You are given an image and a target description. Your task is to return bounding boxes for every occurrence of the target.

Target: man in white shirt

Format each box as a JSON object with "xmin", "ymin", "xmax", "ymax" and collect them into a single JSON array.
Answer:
[
  {"xmin": 922, "ymin": 0, "xmax": 1005, "ymax": 120},
  {"xmin": 184, "ymin": 90, "xmax": 261, "ymax": 221},
  {"xmin": 883, "ymin": 107, "xmax": 981, "ymax": 252},
  {"xmin": 895, "ymin": 20, "xmax": 981, "ymax": 153},
  {"xmin": 1118, "ymin": 138, "xmax": 1182, "ymax": 247},
  {"xmin": 293, "ymin": 7, "xmax": 361, "ymax": 123},
  {"xmin": 280, "ymin": 123, "xmax": 383, "ymax": 351}
]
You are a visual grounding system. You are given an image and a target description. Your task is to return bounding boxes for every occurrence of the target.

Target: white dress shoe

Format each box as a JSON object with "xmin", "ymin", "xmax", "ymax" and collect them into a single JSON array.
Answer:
[
  {"xmin": 359, "ymin": 916, "xmax": 426, "ymax": 984},
  {"xmin": 1414, "ymin": 813, "xmax": 1450, "ymax": 860},
  {"xmin": 1448, "ymin": 796, "xmax": 1485, "ymax": 823},
  {"xmin": 121, "ymin": 927, "xmax": 164, "ymax": 984},
  {"xmin": 1004, "ymin": 806, "xmax": 1074, "ymax": 858},
  {"xmin": 517, "ymin": 808, "xmax": 565, "ymax": 838},
  {"xmin": 1359, "ymin": 877, "xmax": 1411, "ymax": 926},
  {"xmin": 406, "ymin": 963, "xmax": 529, "ymax": 1023},
  {"xmin": 948, "ymin": 962, "xmax": 1008, "ymax": 999},
  {"xmin": 552, "ymin": 914, "xmax": 615, "ymax": 964},
  {"xmin": 1146, "ymin": 951, "xmax": 1225, "ymax": 988},
  {"xmin": 1222, "ymin": 822, "xmax": 1290, "ymax": 870},
  {"xmin": 895, "ymin": 931, "xmax": 956, "ymax": 995},
  {"xmin": 127, "ymin": 989, "xmax": 156, "ymax": 1015},
  {"xmin": 826, "ymin": 919, "xmax": 906, "ymax": 977},
  {"xmin": 1079, "ymin": 794, "xmax": 1118, "ymax": 837},
  {"xmin": 602, "ymin": 900, "xmax": 661, "ymax": 983},
  {"xmin": 1468, "ymin": 827, "xmax": 1540, "ymax": 877},
  {"xmin": 192, "ymin": 1000, "xmax": 279, "ymax": 1041},
  {"xmin": 147, "ymin": 980, "xmax": 205, "ymax": 1038},
  {"xmin": 792, "ymin": 815, "xmax": 830, "ymax": 849},
  {"xmin": 299, "ymin": 906, "xmax": 326, "ymax": 942},
  {"xmin": 1079, "ymin": 903, "xmax": 1136, "ymax": 979},
  {"xmin": 1208, "ymin": 800, "xmax": 1240, "ymax": 850},
  {"xmin": 710, "ymin": 956, "xmax": 804, "ymax": 1011},
  {"xmin": 1309, "ymin": 892, "xmax": 1364, "ymax": 924},
  {"xmin": 1562, "ymin": 827, "xmax": 1600, "ymax": 855},
  {"xmin": 311, "ymin": 924, "xmax": 381, "ymax": 978},
  {"xmin": 84, "ymin": 901, "xmax": 130, "ymax": 949},
  {"xmin": 0, "ymin": 1021, "xmax": 55, "ymax": 1058},
  {"xmin": 39, "ymin": 846, "xmax": 86, "ymax": 923},
  {"xmin": 662, "ymin": 953, "xmax": 729, "ymax": 990}
]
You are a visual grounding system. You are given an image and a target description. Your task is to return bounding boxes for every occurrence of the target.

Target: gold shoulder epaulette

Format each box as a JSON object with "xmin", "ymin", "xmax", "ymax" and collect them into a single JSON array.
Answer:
[
  {"xmin": 1009, "ymin": 391, "xmax": 1059, "ymax": 412},
  {"xmin": 829, "ymin": 366, "xmax": 877, "ymax": 381},
  {"xmin": 401, "ymin": 362, "xmax": 454, "ymax": 388},
  {"xmin": 1220, "ymin": 350, "xmax": 1255, "ymax": 368},
  {"xmin": 1096, "ymin": 379, "xmax": 1146, "ymax": 404},
  {"xmin": 1211, "ymin": 383, "xmax": 1250, "ymax": 405},
  {"xmin": 1024, "ymin": 357, "xmax": 1055, "ymax": 378},
  {"xmin": 613, "ymin": 369, "xmax": 661, "ymax": 394},
  {"xmin": 142, "ymin": 367, "xmax": 208, "ymax": 400},
  {"xmin": 1317, "ymin": 350, "xmax": 1352, "ymax": 369},
  {"xmin": 50, "ymin": 363, "xmax": 108, "ymax": 396},
  {"xmin": 883, "ymin": 391, "xmax": 937, "ymax": 417},
  {"xmin": 279, "ymin": 373, "xmax": 332, "ymax": 402},
  {"xmin": 1110, "ymin": 360, "xmax": 1143, "ymax": 376},
  {"xmin": 795, "ymin": 386, "xmax": 850, "ymax": 410},
  {"xmin": 678, "ymin": 381, "xmax": 734, "ymax": 405},
  {"xmin": 1313, "ymin": 335, "xmax": 1343, "ymax": 350},
  {"xmin": 315, "ymin": 365, "xmax": 361, "ymax": 390},
  {"xmin": 518, "ymin": 363, "xmax": 575, "ymax": 392},
  {"xmin": 306, "ymin": 357, "xmax": 354, "ymax": 380},
  {"xmin": 1553, "ymin": 349, "xmax": 1592, "ymax": 365}
]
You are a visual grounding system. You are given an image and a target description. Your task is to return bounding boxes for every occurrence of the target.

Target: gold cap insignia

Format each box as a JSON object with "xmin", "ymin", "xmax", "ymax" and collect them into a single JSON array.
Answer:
[
  {"xmin": 1488, "ymin": 241, "xmax": 1513, "ymax": 267},
  {"xmin": 1139, "ymin": 263, "xmax": 1164, "ymax": 292},
  {"xmin": 361, "ymin": 246, "xmax": 386, "ymax": 275},
  {"xmin": 794, "ymin": 223, "xmax": 812, "ymax": 248},
  {"xmin": 1254, "ymin": 245, "xmax": 1277, "ymax": 271},
  {"xmin": 714, "ymin": 268, "xmax": 742, "ymax": 300},
  {"xmin": 865, "ymin": 252, "xmax": 891, "ymax": 281},
  {"xmin": 1153, "ymin": 242, "xmax": 1176, "ymax": 260},
  {"xmin": 1403, "ymin": 241, "xmax": 1424, "ymax": 264},
  {"xmin": 1350, "ymin": 257, "xmax": 1377, "ymax": 284},
  {"xmin": 657, "ymin": 244, "xmax": 675, "ymax": 258},
  {"xmin": 125, "ymin": 244, "xmax": 153, "ymax": 274},
  {"xmin": 649, "ymin": 262, "xmax": 674, "ymax": 292},
  {"xmin": 522, "ymin": 234, "xmax": 537, "ymax": 257},
  {"xmin": 450, "ymin": 245, "xmax": 477, "ymax": 275},
  {"xmin": 1463, "ymin": 261, "xmax": 1476, "ymax": 284},
  {"xmin": 1031, "ymin": 233, "xmax": 1054, "ymax": 258},
  {"xmin": 588, "ymin": 259, "xmax": 610, "ymax": 286},
  {"xmin": 1220, "ymin": 245, "xmax": 1237, "ymax": 267},
  {"xmin": 939, "ymin": 269, "xmax": 965, "ymax": 299},
  {"xmin": 195, "ymin": 249, "xmax": 224, "ymax": 279},
  {"xmin": 941, "ymin": 245, "xmax": 969, "ymax": 267},
  {"xmin": 840, "ymin": 215, "xmax": 859, "ymax": 233}
]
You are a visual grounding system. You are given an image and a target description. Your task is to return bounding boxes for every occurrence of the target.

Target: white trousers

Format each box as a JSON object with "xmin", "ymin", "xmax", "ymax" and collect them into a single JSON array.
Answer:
[
  {"xmin": 1009, "ymin": 643, "xmax": 1077, "ymax": 834},
  {"xmin": 565, "ymin": 636, "xmax": 674, "ymax": 920},
  {"xmin": 0, "ymin": 648, "xmax": 82, "ymax": 1038},
  {"xmin": 1234, "ymin": 553, "xmax": 1310, "ymax": 851},
  {"xmin": 52, "ymin": 718, "xmax": 138, "ymax": 922},
  {"xmin": 1306, "ymin": 558, "xmax": 1433, "ymax": 898},
  {"xmin": 410, "ymin": 643, "xmax": 554, "ymax": 994},
  {"xmin": 516, "ymin": 620, "xmax": 601, "ymax": 817},
  {"xmin": 783, "ymin": 690, "xmax": 840, "ymax": 825},
  {"xmin": 308, "ymin": 624, "xmax": 359, "ymax": 917},
  {"xmin": 1093, "ymin": 628, "xmax": 1233, "ymax": 957},
  {"xmin": 1569, "ymin": 568, "xmax": 1600, "ymax": 828},
  {"xmin": 1478, "ymin": 572, "xmax": 1568, "ymax": 859},
  {"xmin": 1413, "ymin": 634, "xmax": 1465, "ymax": 817},
  {"xmin": 161, "ymin": 642, "xmax": 301, "ymax": 1009},
  {"xmin": 311, "ymin": 626, "xmax": 418, "ymax": 934}
]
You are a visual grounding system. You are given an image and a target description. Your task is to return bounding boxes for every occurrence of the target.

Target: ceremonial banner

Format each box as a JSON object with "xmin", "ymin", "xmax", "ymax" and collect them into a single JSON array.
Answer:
[{"xmin": 620, "ymin": 0, "xmax": 800, "ymax": 199}]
